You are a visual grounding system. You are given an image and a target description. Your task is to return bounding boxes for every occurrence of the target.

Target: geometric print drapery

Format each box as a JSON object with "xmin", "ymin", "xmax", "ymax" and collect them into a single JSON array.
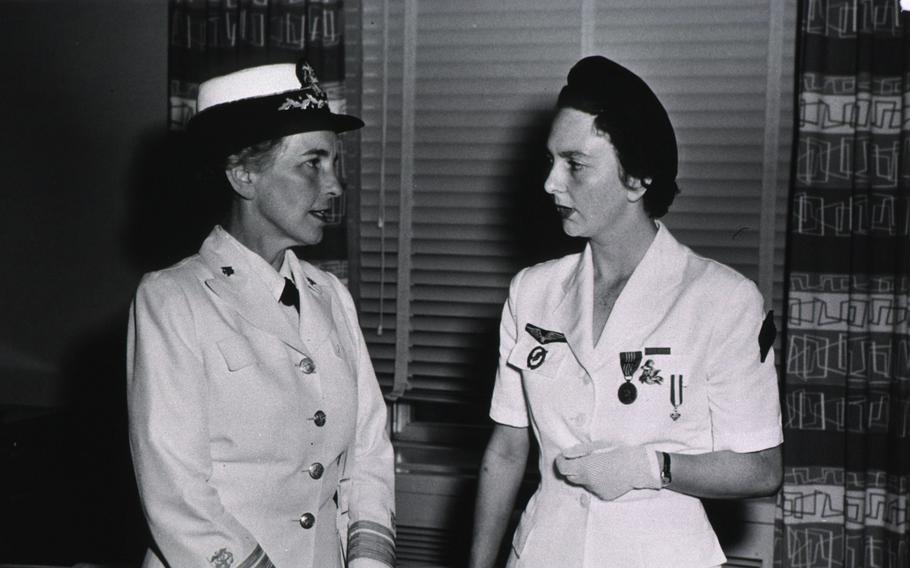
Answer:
[{"xmin": 775, "ymin": 1, "xmax": 910, "ymax": 567}]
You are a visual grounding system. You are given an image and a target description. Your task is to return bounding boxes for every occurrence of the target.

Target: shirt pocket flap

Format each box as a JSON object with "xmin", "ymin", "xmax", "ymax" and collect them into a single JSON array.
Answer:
[
  {"xmin": 507, "ymin": 335, "xmax": 565, "ymax": 378},
  {"xmin": 216, "ymin": 335, "xmax": 258, "ymax": 372}
]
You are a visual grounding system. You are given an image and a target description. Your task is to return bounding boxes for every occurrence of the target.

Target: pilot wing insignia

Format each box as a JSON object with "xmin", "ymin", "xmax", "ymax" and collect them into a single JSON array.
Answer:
[{"xmin": 525, "ymin": 323, "xmax": 567, "ymax": 345}]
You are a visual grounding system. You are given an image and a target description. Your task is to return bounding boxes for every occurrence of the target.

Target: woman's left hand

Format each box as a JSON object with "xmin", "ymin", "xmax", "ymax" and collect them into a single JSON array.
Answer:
[{"xmin": 555, "ymin": 443, "xmax": 662, "ymax": 501}]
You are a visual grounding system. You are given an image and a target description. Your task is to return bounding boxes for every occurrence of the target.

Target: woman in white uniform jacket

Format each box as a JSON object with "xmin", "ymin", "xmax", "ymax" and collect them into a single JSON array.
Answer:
[
  {"xmin": 469, "ymin": 56, "xmax": 783, "ymax": 568},
  {"xmin": 127, "ymin": 62, "xmax": 395, "ymax": 568}
]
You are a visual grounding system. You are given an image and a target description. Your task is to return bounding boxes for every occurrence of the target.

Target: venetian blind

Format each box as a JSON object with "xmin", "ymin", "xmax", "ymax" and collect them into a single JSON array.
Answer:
[{"xmin": 357, "ymin": 0, "xmax": 795, "ymax": 402}]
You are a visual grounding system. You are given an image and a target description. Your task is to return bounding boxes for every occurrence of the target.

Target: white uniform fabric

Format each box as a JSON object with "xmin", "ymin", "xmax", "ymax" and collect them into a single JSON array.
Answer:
[
  {"xmin": 127, "ymin": 226, "xmax": 395, "ymax": 568},
  {"xmin": 490, "ymin": 222, "xmax": 782, "ymax": 568}
]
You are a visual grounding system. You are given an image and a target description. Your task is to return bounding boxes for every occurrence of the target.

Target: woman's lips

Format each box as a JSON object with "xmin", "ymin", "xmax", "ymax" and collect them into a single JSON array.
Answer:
[
  {"xmin": 309, "ymin": 209, "xmax": 330, "ymax": 222},
  {"xmin": 555, "ymin": 205, "xmax": 573, "ymax": 219}
]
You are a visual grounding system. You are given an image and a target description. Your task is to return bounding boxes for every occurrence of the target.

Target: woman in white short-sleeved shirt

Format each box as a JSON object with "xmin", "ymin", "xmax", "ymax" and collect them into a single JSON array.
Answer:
[{"xmin": 468, "ymin": 56, "xmax": 783, "ymax": 568}]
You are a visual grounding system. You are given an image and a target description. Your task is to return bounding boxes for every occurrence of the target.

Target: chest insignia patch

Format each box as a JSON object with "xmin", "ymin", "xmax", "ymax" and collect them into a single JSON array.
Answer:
[
  {"xmin": 525, "ymin": 323, "xmax": 567, "ymax": 344},
  {"xmin": 638, "ymin": 358, "xmax": 664, "ymax": 384},
  {"xmin": 209, "ymin": 548, "xmax": 234, "ymax": 568},
  {"xmin": 527, "ymin": 345, "xmax": 548, "ymax": 369}
]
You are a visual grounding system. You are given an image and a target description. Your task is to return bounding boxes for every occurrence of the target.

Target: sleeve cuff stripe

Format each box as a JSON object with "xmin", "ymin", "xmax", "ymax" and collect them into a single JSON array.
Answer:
[
  {"xmin": 236, "ymin": 545, "xmax": 274, "ymax": 568},
  {"xmin": 349, "ymin": 529, "xmax": 395, "ymax": 551},
  {"xmin": 347, "ymin": 545, "xmax": 395, "ymax": 566},
  {"xmin": 349, "ymin": 520, "xmax": 395, "ymax": 541}
]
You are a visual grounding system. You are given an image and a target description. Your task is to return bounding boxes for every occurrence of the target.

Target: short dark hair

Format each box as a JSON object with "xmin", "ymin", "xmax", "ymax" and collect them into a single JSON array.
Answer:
[
  {"xmin": 224, "ymin": 137, "xmax": 287, "ymax": 174},
  {"xmin": 195, "ymin": 137, "xmax": 287, "ymax": 220},
  {"xmin": 556, "ymin": 56, "xmax": 679, "ymax": 218}
]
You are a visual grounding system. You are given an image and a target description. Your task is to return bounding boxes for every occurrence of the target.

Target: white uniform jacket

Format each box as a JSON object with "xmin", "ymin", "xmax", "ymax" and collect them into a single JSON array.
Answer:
[
  {"xmin": 490, "ymin": 222, "xmax": 782, "ymax": 568},
  {"xmin": 127, "ymin": 227, "xmax": 395, "ymax": 568}
]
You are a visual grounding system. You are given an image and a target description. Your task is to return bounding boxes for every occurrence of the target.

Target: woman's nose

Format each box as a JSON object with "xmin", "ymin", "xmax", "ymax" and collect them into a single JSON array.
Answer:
[
  {"xmin": 324, "ymin": 169, "xmax": 343, "ymax": 197},
  {"xmin": 543, "ymin": 166, "xmax": 561, "ymax": 195}
]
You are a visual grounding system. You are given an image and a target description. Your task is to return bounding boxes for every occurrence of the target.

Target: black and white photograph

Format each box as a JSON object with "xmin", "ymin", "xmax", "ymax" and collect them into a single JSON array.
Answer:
[{"xmin": 1, "ymin": 1, "xmax": 908, "ymax": 567}]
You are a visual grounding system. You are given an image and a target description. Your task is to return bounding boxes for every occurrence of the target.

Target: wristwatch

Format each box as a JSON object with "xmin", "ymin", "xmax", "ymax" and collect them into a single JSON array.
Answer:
[{"xmin": 660, "ymin": 451, "xmax": 672, "ymax": 487}]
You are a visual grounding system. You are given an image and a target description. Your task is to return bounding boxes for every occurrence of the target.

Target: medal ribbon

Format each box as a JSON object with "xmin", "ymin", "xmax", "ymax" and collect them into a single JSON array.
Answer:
[
  {"xmin": 620, "ymin": 351, "xmax": 643, "ymax": 378},
  {"xmin": 671, "ymin": 375, "xmax": 683, "ymax": 407}
]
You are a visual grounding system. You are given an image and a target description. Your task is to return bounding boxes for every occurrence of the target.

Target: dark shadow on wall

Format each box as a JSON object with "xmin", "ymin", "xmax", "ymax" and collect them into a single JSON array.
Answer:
[
  {"xmin": 511, "ymin": 107, "xmax": 585, "ymax": 267},
  {"xmin": 1, "ymin": 127, "xmax": 223, "ymax": 565}
]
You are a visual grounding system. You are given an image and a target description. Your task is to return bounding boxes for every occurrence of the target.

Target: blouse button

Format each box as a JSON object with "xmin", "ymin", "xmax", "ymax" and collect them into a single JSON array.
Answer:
[
  {"xmin": 308, "ymin": 462, "xmax": 325, "ymax": 479},
  {"xmin": 297, "ymin": 356, "xmax": 316, "ymax": 374},
  {"xmin": 299, "ymin": 512, "xmax": 315, "ymax": 529},
  {"xmin": 579, "ymin": 493, "xmax": 591, "ymax": 508}
]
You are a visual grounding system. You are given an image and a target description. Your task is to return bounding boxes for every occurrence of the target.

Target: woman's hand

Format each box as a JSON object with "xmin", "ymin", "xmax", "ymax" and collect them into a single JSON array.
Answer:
[
  {"xmin": 555, "ymin": 443, "xmax": 661, "ymax": 501},
  {"xmin": 556, "ymin": 442, "xmax": 783, "ymax": 501}
]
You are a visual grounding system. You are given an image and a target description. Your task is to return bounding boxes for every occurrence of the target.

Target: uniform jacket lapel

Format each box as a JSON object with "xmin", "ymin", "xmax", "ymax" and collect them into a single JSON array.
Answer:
[
  {"xmin": 551, "ymin": 244, "xmax": 597, "ymax": 376},
  {"xmin": 591, "ymin": 222, "xmax": 686, "ymax": 374},
  {"xmin": 289, "ymin": 258, "xmax": 333, "ymax": 354},
  {"xmin": 198, "ymin": 228, "xmax": 308, "ymax": 355},
  {"xmin": 550, "ymin": 224, "xmax": 688, "ymax": 378}
]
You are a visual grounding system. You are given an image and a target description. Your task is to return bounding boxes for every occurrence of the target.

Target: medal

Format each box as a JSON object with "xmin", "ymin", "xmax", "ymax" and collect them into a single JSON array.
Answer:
[
  {"xmin": 618, "ymin": 351, "xmax": 643, "ymax": 405},
  {"xmin": 618, "ymin": 381, "xmax": 637, "ymax": 404},
  {"xmin": 670, "ymin": 374, "xmax": 683, "ymax": 420}
]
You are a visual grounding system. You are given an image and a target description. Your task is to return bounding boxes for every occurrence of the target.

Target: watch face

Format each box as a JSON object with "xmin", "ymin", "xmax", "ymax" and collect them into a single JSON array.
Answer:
[{"xmin": 660, "ymin": 452, "xmax": 672, "ymax": 486}]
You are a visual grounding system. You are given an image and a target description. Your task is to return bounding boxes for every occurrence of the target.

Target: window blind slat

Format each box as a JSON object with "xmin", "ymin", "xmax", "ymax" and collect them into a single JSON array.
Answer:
[{"xmin": 359, "ymin": 0, "xmax": 795, "ymax": 401}]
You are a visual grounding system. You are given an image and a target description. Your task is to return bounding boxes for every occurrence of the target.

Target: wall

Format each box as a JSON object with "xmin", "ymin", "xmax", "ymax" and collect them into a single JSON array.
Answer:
[
  {"xmin": 1, "ymin": 0, "xmax": 172, "ymax": 409},
  {"xmin": 1, "ymin": 1, "xmax": 169, "ymax": 562}
]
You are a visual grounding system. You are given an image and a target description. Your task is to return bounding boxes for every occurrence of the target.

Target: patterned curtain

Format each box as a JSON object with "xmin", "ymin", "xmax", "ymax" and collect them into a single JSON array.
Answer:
[
  {"xmin": 775, "ymin": 1, "xmax": 910, "ymax": 567},
  {"xmin": 167, "ymin": 0, "xmax": 351, "ymax": 277}
]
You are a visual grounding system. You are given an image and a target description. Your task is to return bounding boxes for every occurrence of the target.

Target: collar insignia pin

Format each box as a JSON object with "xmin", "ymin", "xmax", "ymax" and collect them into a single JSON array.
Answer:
[{"xmin": 221, "ymin": 266, "xmax": 234, "ymax": 276}]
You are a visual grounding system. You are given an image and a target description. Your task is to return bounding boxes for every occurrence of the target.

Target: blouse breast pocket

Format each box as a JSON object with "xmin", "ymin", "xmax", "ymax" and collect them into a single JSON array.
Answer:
[
  {"xmin": 216, "ymin": 335, "xmax": 258, "ymax": 372},
  {"xmin": 630, "ymin": 349, "xmax": 710, "ymax": 444}
]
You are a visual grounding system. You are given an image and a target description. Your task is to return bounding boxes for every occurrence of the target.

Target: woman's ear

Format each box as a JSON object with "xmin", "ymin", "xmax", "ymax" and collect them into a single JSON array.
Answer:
[
  {"xmin": 624, "ymin": 176, "xmax": 651, "ymax": 203},
  {"xmin": 225, "ymin": 165, "xmax": 256, "ymax": 200}
]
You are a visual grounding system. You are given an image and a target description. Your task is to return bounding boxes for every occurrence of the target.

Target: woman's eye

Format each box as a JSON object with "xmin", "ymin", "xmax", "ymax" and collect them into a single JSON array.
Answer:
[
  {"xmin": 303, "ymin": 159, "xmax": 320, "ymax": 170},
  {"xmin": 567, "ymin": 160, "xmax": 583, "ymax": 172}
]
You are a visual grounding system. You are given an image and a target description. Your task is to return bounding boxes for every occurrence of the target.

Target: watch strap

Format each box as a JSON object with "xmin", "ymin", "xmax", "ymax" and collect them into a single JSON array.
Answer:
[{"xmin": 660, "ymin": 451, "xmax": 672, "ymax": 486}]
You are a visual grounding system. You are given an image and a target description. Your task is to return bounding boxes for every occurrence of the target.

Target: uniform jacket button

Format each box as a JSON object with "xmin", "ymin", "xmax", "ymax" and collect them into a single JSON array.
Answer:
[
  {"xmin": 313, "ymin": 410, "xmax": 326, "ymax": 427},
  {"xmin": 308, "ymin": 462, "xmax": 325, "ymax": 479},
  {"xmin": 297, "ymin": 356, "xmax": 316, "ymax": 374},
  {"xmin": 299, "ymin": 512, "xmax": 315, "ymax": 529}
]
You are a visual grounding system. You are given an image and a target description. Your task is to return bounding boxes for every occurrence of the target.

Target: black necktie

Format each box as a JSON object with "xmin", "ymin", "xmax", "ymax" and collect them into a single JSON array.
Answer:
[{"xmin": 279, "ymin": 277, "xmax": 300, "ymax": 313}]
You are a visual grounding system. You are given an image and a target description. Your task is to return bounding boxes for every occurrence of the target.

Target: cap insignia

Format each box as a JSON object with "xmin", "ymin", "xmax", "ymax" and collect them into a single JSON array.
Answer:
[{"xmin": 278, "ymin": 61, "xmax": 329, "ymax": 111}]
